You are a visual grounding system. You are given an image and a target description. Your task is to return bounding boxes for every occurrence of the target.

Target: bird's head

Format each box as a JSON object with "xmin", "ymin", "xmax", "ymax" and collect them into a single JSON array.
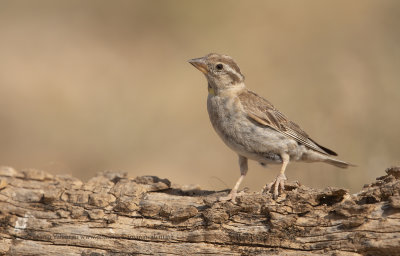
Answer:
[{"xmin": 189, "ymin": 53, "xmax": 245, "ymax": 95}]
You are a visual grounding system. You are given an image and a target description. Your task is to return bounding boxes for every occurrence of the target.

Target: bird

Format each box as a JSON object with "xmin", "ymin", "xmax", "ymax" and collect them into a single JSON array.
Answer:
[{"xmin": 188, "ymin": 53, "xmax": 353, "ymax": 201}]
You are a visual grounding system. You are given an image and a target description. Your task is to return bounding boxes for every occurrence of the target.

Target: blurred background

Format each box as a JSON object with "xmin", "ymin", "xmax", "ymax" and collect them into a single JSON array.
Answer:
[{"xmin": 0, "ymin": 0, "xmax": 399, "ymax": 193}]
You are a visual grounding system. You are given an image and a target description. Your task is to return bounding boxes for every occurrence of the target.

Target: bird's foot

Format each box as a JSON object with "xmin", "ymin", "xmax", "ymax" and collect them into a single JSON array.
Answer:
[
  {"xmin": 218, "ymin": 190, "xmax": 245, "ymax": 203},
  {"xmin": 263, "ymin": 173, "xmax": 287, "ymax": 199}
]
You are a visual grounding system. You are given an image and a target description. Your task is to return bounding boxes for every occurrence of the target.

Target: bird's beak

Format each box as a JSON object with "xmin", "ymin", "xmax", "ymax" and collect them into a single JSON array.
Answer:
[{"xmin": 188, "ymin": 57, "xmax": 208, "ymax": 74}]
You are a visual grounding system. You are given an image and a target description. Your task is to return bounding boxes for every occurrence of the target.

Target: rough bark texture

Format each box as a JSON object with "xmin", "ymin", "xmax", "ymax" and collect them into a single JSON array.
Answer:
[{"xmin": 1, "ymin": 166, "xmax": 400, "ymax": 256}]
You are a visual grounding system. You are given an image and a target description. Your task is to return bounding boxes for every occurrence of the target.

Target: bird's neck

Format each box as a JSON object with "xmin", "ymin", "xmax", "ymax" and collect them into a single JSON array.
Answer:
[{"xmin": 218, "ymin": 82, "xmax": 246, "ymax": 97}]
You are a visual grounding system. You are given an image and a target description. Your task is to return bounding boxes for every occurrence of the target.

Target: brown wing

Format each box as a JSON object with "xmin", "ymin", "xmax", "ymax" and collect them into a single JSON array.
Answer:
[{"xmin": 238, "ymin": 90, "xmax": 337, "ymax": 156}]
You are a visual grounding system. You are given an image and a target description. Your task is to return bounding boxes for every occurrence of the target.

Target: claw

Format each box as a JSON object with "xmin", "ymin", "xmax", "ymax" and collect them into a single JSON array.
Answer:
[
  {"xmin": 218, "ymin": 190, "xmax": 244, "ymax": 203},
  {"xmin": 218, "ymin": 193, "xmax": 236, "ymax": 202},
  {"xmin": 263, "ymin": 173, "xmax": 287, "ymax": 199}
]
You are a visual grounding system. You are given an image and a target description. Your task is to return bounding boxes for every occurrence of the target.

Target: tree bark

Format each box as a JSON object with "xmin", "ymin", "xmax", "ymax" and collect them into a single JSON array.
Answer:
[{"xmin": 0, "ymin": 166, "xmax": 400, "ymax": 256}]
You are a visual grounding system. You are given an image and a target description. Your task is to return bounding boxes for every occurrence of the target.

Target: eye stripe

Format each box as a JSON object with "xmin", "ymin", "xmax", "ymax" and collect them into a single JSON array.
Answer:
[
  {"xmin": 227, "ymin": 70, "xmax": 242, "ymax": 83},
  {"xmin": 223, "ymin": 60, "xmax": 241, "ymax": 75},
  {"xmin": 224, "ymin": 64, "xmax": 244, "ymax": 82}
]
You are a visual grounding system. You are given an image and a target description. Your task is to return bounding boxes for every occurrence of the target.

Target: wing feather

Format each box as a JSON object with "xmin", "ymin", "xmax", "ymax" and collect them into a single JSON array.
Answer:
[{"xmin": 238, "ymin": 90, "xmax": 337, "ymax": 156}]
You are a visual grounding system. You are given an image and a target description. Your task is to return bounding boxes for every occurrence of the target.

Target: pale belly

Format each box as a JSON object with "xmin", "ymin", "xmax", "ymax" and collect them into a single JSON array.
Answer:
[{"xmin": 207, "ymin": 95, "xmax": 305, "ymax": 164}]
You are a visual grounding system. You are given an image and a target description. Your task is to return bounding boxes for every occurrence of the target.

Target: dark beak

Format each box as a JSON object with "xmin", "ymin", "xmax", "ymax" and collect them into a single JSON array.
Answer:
[{"xmin": 188, "ymin": 57, "xmax": 208, "ymax": 74}]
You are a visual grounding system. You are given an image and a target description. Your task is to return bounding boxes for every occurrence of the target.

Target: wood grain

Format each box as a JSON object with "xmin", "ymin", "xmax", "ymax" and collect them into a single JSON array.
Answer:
[{"xmin": 1, "ymin": 166, "xmax": 400, "ymax": 255}]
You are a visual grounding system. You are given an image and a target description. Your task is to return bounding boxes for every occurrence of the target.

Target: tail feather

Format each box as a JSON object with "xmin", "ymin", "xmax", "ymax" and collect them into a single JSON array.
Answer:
[
  {"xmin": 324, "ymin": 158, "xmax": 356, "ymax": 169},
  {"xmin": 309, "ymin": 138, "xmax": 338, "ymax": 156}
]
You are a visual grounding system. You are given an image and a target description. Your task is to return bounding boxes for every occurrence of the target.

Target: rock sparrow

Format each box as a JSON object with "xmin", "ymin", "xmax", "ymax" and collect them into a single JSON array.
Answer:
[{"xmin": 189, "ymin": 53, "xmax": 353, "ymax": 201}]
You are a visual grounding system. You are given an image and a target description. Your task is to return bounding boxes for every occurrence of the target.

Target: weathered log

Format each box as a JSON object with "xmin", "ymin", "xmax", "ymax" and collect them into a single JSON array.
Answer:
[{"xmin": 0, "ymin": 166, "xmax": 399, "ymax": 255}]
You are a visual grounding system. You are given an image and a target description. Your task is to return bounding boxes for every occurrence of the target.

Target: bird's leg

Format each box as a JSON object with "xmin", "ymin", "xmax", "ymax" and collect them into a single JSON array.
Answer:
[
  {"xmin": 219, "ymin": 155, "xmax": 248, "ymax": 202},
  {"xmin": 264, "ymin": 153, "xmax": 289, "ymax": 199}
]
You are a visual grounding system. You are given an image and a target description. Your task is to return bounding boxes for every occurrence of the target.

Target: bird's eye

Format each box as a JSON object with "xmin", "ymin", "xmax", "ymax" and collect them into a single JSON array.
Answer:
[{"xmin": 216, "ymin": 64, "xmax": 223, "ymax": 70}]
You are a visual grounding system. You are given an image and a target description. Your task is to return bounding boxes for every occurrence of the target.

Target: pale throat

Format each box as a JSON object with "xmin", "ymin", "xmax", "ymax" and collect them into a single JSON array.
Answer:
[{"xmin": 215, "ymin": 82, "xmax": 246, "ymax": 97}]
